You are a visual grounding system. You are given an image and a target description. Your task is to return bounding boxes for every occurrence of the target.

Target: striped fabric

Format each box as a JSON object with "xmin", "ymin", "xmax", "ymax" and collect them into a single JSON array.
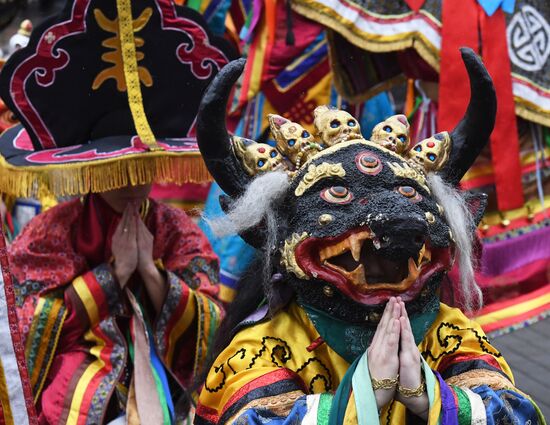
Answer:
[
  {"xmin": 462, "ymin": 388, "xmax": 487, "ymax": 425},
  {"xmin": 25, "ymin": 296, "xmax": 66, "ymax": 399},
  {"xmin": 0, "ymin": 229, "xmax": 36, "ymax": 424}
]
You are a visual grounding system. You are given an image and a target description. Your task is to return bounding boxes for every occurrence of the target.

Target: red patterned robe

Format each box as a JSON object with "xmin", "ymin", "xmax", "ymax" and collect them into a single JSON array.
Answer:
[{"xmin": 8, "ymin": 196, "xmax": 222, "ymax": 424}]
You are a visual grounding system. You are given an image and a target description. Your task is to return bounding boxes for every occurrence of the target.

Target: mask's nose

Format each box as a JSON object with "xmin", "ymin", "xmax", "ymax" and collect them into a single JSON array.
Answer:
[{"xmin": 369, "ymin": 214, "xmax": 428, "ymax": 260}]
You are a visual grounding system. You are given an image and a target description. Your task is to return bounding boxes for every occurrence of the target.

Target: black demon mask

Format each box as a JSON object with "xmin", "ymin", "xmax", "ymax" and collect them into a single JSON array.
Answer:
[{"xmin": 197, "ymin": 48, "xmax": 496, "ymax": 325}]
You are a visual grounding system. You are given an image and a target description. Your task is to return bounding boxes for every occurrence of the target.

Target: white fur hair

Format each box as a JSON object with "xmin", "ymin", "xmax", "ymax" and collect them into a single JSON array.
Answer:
[
  {"xmin": 205, "ymin": 170, "xmax": 289, "ymax": 238},
  {"xmin": 427, "ymin": 174, "xmax": 483, "ymax": 311},
  {"xmin": 204, "ymin": 170, "xmax": 290, "ymax": 305}
]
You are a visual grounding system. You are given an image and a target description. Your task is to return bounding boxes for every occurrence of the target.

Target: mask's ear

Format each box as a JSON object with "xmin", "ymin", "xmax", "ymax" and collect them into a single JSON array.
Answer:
[{"xmin": 463, "ymin": 191, "xmax": 488, "ymax": 227}]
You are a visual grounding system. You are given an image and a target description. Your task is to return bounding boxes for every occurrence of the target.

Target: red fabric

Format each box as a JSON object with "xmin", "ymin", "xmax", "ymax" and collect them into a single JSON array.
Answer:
[
  {"xmin": 438, "ymin": 0, "xmax": 524, "ymax": 211},
  {"xmin": 260, "ymin": 2, "xmax": 324, "ymax": 84},
  {"xmin": 481, "ymin": 302, "xmax": 550, "ymax": 334},
  {"xmin": 9, "ymin": 199, "xmax": 221, "ymax": 415},
  {"xmin": 438, "ymin": 0, "xmax": 479, "ymax": 133},
  {"xmin": 397, "ymin": 49, "xmax": 439, "ymax": 82},
  {"xmin": 480, "ymin": 10, "xmax": 524, "ymax": 211},
  {"xmin": 404, "ymin": 0, "xmax": 426, "ymax": 13},
  {"xmin": 150, "ymin": 182, "xmax": 211, "ymax": 203},
  {"xmin": 0, "ymin": 228, "xmax": 38, "ymax": 423},
  {"xmin": 75, "ymin": 194, "xmax": 121, "ymax": 268},
  {"xmin": 437, "ymin": 353, "xmax": 504, "ymax": 375}
]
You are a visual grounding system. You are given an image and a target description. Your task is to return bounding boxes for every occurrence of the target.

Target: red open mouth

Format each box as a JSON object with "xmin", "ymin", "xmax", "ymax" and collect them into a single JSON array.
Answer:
[{"xmin": 294, "ymin": 227, "xmax": 452, "ymax": 305}]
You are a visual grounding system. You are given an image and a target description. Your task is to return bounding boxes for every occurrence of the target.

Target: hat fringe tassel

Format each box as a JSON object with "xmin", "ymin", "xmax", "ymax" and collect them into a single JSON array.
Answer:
[{"xmin": 0, "ymin": 154, "xmax": 212, "ymax": 197}]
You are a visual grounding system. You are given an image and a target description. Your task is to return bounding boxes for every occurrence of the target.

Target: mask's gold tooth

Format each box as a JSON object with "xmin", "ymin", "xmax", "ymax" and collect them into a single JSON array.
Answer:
[
  {"xmin": 349, "ymin": 233, "xmax": 363, "ymax": 262},
  {"xmin": 350, "ymin": 264, "xmax": 366, "ymax": 285},
  {"xmin": 319, "ymin": 239, "xmax": 350, "ymax": 262},
  {"xmin": 417, "ymin": 245, "xmax": 425, "ymax": 265},
  {"xmin": 408, "ymin": 257, "xmax": 418, "ymax": 275},
  {"xmin": 423, "ymin": 248, "xmax": 431, "ymax": 262}
]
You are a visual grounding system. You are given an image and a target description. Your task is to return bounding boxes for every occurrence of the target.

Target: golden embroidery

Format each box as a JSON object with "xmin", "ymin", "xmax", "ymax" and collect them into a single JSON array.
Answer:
[
  {"xmin": 445, "ymin": 369, "xmax": 514, "ymax": 391},
  {"xmin": 280, "ymin": 232, "xmax": 310, "ymax": 279},
  {"xmin": 92, "ymin": 7, "xmax": 153, "ymax": 91},
  {"xmin": 232, "ymin": 391, "xmax": 303, "ymax": 422},
  {"xmin": 387, "ymin": 161, "xmax": 430, "ymax": 194},
  {"xmin": 295, "ymin": 162, "xmax": 346, "ymax": 196}
]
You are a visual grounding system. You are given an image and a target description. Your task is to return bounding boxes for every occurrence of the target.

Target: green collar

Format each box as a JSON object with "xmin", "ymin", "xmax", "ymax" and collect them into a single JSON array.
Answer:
[{"xmin": 302, "ymin": 297, "xmax": 440, "ymax": 363}]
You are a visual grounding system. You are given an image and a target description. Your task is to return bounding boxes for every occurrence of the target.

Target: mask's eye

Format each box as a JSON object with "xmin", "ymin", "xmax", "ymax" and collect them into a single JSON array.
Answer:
[
  {"xmin": 414, "ymin": 145, "xmax": 422, "ymax": 152},
  {"xmin": 383, "ymin": 125, "xmax": 392, "ymax": 133},
  {"xmin": 427, "ymin": 153, "xmax": 437, "ymax": 162},
  {"xmin": 355, "ymin": 151, "xmax": 382, "ymax": 175},
  {"xmin": 397, "ymin": 135, "xmax": 407, "ymax": 143},
  {"xmin": 301, "ymin": 130, "xmax": 310, "ymax": 138},
  {"xmin": 397, "ymin": 186, "xmax": 422, "ymax": 202},
  {"xmin": 330, "ymin": 120, "xmax": 341, "ymax": 129},
  {"xmin": 347, "ymin": 119, "xmax": 356, "ymax": 127},
  {"xmin": 288, "ymin": 139, "xmax": 296, "ymax": 147},
  {"xmin": 321, "ymin": 186, "xmax": 353, "ymax": 204},
  {"xmin": 257, "ymin": 159, "xmax": 266, "ymax": 168},
  {"xmin": 270, "ymin": 150, "xmax": 278, "ymax": 158}
]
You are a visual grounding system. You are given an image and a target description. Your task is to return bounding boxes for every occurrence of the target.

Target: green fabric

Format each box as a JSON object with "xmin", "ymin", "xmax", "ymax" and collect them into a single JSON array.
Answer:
[
  {"xmin": 302, "ymin": 296, "xmax": 439, "ymax": 363},
  {"xmin": 151, "ymin": 366, "xmax": 171, "ymax": 425},
  {"xmin": 187, "ymin": 0, "xmax": 201, "ymax": 11},
  {"xmin": 531, "ymin": 397, "xmax": 548, "ymax": 425},
  {"xmin": 352, "ymin": 352, "xmax": 380, "ymax": 425},
  {"xmin": 451, "ymin": 385, "xmax": 472, "ymax": 425},
  {"xmin": 206, "ymin": 297, "xmax": 219, "ymax": 353},
  {"xmin": 129, "ymin": 302, "xmax": 173, "ymax": 425},
  {"xmin": 329, "ymin": 355, "xmax": 360, "ymax": 425},
  {"xmin": 317, "ymin": 393, "xmax": 333, "ymax": 425},
  {"xmin": 407, "ymin": 96, "xmax": 424, "ymax": 121}
]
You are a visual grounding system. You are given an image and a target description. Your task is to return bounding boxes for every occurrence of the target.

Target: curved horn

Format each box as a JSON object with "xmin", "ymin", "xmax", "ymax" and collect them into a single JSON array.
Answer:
[
  {"xmin": 440, "ymin": 48, "xmax": 497, "ymax": 185},
  {"xmin": 197, "ymin": 58, "xmax": 251, "ymax": 197}
]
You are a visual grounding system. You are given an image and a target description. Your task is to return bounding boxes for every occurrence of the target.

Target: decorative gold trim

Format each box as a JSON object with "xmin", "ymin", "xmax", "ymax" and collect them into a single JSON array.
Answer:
[
  {"xmin": 295, "ymin": 162, "xmax": 346, "ymax": 196},
  {"xmin": 512, "ymin": 73, "xmax": 550, "ymax": 93},
  {"xmin": 297, "ymin": 139, "xmax": 407, "ymax": 172},
  {"xmin": 291, "ymin": 1, "xmax": 440, "ymax": 71},
  {"xmin": 280, "ymin": 232, "xmax": 310, "ymax": 279},
  {"xmin": 387, "ymin": 161, "xmax": 430, "ymax": 193},
  {"xmin": 0, "ymin": 152, "xmax": 211, "ymax": 197},
  {"xmin": 445, "ymin": 369, "xmax": 514, "ymax": 391},
  {"xmin": 116, "ymin": 0, "xmax": 159, "ymax": 150},
  {"xmin": 479, "ymin": 195, "xmax": 550, "ymax": 226},
  {"xmin": 514, "ymin": 98, "xmax": 550, "ymax": 128}
]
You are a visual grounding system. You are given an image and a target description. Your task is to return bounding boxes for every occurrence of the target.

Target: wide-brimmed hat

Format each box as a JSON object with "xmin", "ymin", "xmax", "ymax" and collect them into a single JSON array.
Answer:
[{"xmin": 0, "ymin": 0, "xmax": 236, "ymax": 197}]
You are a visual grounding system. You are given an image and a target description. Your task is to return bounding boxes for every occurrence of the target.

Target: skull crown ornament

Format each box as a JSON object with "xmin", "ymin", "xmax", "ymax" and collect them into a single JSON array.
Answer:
[{"xmin": 231, "ymin": 103, "xmax": 451, "ymax": 178}]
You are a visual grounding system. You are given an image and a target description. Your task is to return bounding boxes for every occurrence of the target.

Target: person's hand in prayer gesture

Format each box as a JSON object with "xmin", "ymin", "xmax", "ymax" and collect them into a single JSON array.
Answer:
[
  {"xmin": 367, "ymin": 297, "xmax": 429, "ymax": 419},
  {"xmin": 111, "ymin": 202, "xmax": 167, "ymax": 313}
]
